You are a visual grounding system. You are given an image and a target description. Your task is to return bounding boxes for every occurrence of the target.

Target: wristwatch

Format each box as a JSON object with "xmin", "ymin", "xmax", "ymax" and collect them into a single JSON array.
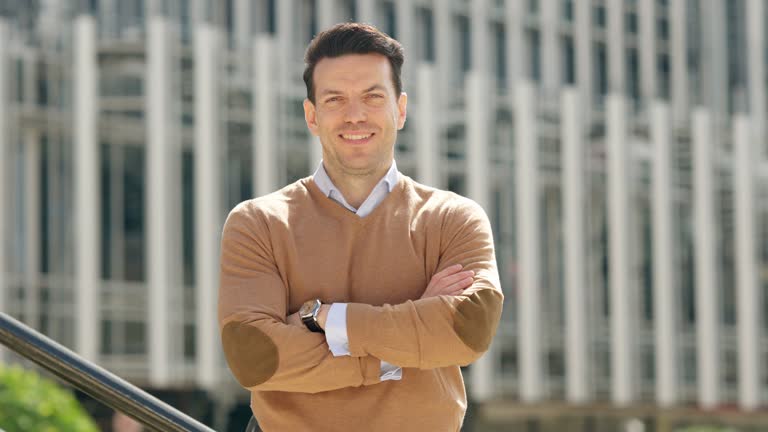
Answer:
[{"xmin": 299, "ymin": 299, "xmax": 325, "ymax": 333}]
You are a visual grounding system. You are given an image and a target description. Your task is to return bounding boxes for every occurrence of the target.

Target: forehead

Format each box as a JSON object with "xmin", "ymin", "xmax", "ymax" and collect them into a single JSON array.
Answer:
[{"xmin": 313, "ymin": 53, "xmax": 395, "ymax": 93}]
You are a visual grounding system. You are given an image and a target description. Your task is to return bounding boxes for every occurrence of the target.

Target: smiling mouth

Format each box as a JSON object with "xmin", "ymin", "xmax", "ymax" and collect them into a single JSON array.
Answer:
[{"xmin": 339, "ymin": 133, "xmax": 375, "ymax": 143}]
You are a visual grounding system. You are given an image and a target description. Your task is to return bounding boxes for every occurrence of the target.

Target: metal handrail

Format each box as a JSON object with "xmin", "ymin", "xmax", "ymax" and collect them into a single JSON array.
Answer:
[{"xmin": 0, "ymin": 312, "xmax": 215, "ymax": 432}]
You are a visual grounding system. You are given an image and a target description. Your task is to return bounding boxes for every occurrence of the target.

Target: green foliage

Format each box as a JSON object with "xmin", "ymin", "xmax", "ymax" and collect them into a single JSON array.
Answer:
[{"xmin": 0, "ymin": 363, "xmax": 99, "ymax": 432}]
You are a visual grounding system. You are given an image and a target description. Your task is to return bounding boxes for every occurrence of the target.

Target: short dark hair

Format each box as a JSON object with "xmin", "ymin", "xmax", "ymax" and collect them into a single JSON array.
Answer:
[{"xmin": 303, "ymin": 23, "xmax": 404, "ymax": 104}]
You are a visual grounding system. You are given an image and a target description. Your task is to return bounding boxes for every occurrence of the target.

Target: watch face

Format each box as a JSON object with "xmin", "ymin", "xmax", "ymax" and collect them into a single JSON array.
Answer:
[{"xmin": 299, "ymin": 300, "xmax": 316, "ymax": 318}]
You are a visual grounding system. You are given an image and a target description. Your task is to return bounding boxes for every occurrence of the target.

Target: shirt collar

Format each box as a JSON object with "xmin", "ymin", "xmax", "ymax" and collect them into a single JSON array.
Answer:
[{"xmin": 312, "ymin": 160, "xmax": 399, "ymax": 197}]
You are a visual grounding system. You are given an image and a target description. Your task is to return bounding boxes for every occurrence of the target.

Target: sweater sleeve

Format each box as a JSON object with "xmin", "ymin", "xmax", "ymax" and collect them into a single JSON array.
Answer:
[
  {"xmin": 218, "ymin": 204, "xmax": 382, "ymax": 393},
  {"xmin": 345, "ymin": 198, "xmax": 504, "ymax": 369}
]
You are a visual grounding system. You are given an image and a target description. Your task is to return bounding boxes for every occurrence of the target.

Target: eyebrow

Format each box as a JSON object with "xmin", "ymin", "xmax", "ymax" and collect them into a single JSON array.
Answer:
[{"xmin": 319, "ymin": 84, "xmax": 387, "ymax": 97}]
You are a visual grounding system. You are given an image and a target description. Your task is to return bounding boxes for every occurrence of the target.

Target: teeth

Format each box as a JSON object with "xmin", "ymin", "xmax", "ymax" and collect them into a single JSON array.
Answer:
[{"xmin": 341, "ymin": 134, "xmax": 371, "ymax": 140}]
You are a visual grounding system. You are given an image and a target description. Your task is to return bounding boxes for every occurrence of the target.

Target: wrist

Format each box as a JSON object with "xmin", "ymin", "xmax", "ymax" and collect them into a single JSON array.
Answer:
[{"xmin": 317, "ymin": 304, "xmax": 330, "ymax": 330}]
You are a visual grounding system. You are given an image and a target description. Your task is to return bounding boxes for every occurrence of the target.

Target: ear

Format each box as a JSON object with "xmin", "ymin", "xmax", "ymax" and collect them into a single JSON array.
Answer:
[
  {"xmin": 396, "ymin": 92, "xmax": 407, "ymax": 130},
  {"xmin": 303, "ymin": 99, "xmax": 319, "ymax": 136}
]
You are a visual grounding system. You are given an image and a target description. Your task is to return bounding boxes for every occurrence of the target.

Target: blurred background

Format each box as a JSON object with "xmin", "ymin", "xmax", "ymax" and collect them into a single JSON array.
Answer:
[{"xmin": 0, "ymin": 0, "xmax": 767, "ymax": 431}]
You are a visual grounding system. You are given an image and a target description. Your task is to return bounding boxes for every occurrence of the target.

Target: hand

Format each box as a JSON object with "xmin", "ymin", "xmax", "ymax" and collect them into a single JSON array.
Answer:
[
  {"xmin": 420, "ymin": 264, "xmax": 475, "ymax": 299},
  {"xmin": 286, "ymin": 311, "xmax": 303, "ymax": 327}
]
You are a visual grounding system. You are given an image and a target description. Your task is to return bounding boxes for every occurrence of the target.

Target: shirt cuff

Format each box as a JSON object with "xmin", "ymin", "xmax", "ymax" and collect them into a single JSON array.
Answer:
[
  {"xmin": 326, "ymin": 303, "xmax": 402, "ymax": 381},
  {"xmin": 380, "ymin": 361, "xmax": 402, "ymax": 381},
  {"xmin": 325, "ymin": 303, "xmax": 351, "ymax": 356}
]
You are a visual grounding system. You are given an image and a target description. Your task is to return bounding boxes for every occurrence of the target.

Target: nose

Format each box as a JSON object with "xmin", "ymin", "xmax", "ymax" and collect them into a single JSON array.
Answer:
[{"xmin": 343, "ymin": 99, "xmax": 367, "ymax": 124}]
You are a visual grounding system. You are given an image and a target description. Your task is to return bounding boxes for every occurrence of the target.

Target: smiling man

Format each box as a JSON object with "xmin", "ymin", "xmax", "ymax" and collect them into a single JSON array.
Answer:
[{"xmin": 218, "ymin": 23, "xmax": 504, "ymax": 432}]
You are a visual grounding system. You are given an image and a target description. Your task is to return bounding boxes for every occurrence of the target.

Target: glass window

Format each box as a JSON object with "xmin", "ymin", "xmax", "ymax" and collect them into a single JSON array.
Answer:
[
  {"xmin": 724, "ymin": 349, "xmax": 738, "ymax": 387},
  {"xmin": 418, "ymin": 7, "xmax": 435, "ymax": 62},
  {"xmin": 226, "ymin": 120, "xmax": 253, "ymax": 208},
  {"xmin": 101, "ymin": 319, "xmax": 113, "ymax": 354},
  {"xmin": 73, "ymin": 0, "xmax": 99, "ymax": 15},
  {"xmin": 594, "ymin": 5, "xmax": 606, "ymax": 28},
  {"xmin": 12, "ymin": 144, "xmax": 24, "ymax": 275},
  {"xmin": 494, "ymin": 23, "xmax": 506, "ymax": 89},
  {"xmin": 640, "ymin": 348, "xmax": 654, "ymax": 390},
  {"xmin": 528, "ymin": 0, "xmax": 539, "ymax": 15},
  {"xmin": 125, "ymin": 320, "xmax": 147, "ymax": 354},
  {"xmin": 184, "ymin": 323, "xmax": 196, "ymax": 359},
  {"xmin": 563, "ymin": 36, "xmax": 575, "ymax": 84},
  {"xmin": 179, "ymin": 0, "xmax": 191, "ymax": 43},
  {"xmin": 382, "ymin": 1, "xmax": 396, "ymax": 38},
  {"xmin": 182, "ymin": 150, "xmax": 195, "ymax": 287},
  {"xmin": 562, "ymin": 0, "xmax": 574, "ymax": 21},
  {"xmin": 298, "ymin": 0, "xmax": 315, "ymax": 44},
  {"xmin": 765, "ymin": 0, "xmax": 768, "ymax": 87},
  {"xmin": 344, "ymin": 0, "xmax": 356, "ymax": 22},
  {"xmin": 718, "ymin": 180, "xmax": 736, "ymax": 325},
  {"xmin": 225, "ymin": 0, "xmax": 235, "ymax": 48},
  {"xmin": 267, "ymin": 0, "xmax": 276, "ymax": 34},
  {"xmin": 37, "ymin": 61, "xmax": 48, "ymax": 105},
  {"xmin": 639, "ymin": 193, "xmax": 653, "ymax": 321},
  {"xmin": 627, "ymin": 48, "xmax": 640, "ymax": 104},
  {"xmin": 447, "ymin": 173, "xmax": 465, "ymax": 196},
  {"xmin": 117, "ymin": 0, "xmax": 145, "ymax": 39},
  {"xmin": 726, "ymin": 0, "xmax": 747, "ymax": 114},
  {"xmin": 444, "ymin": 124, "xmax": 465, "ymax": 159},
  {"xmin": 41, "ymin": 136, "xmax": 50, "ymax": 274},
  {"xmin": 100, "ymin": 75, "xmax": 143, "ymax": 97},
  {"xmin": 540, "ymin": 186, "xmax": 565, "ymax": 352},
  {"xmin": 763, "ymin": 204, "xmax": 768, "ymax": 332},
  {"xmin": 657, "ymin": 17, "xmax": 669, "ymax": 40},
  {"xmin": 100, "ymin": 143, "xmax": 111, "ymax": 279},
  {"xmin": 528, "ymin": 29, "xmax": 541, "ymax": 82},
  {"xmin": 458, "ymin": 15, "xmax": 470, "ymax": 73},
  {"xmin": 678, "ymin": 202, "xmax": 696, "ymax": 326},
  {"xmin": 626, "ymin": 12, "xmax": 638, "ymax": 34},
  {"xmin": 686, "ymin": 1, "xmax": 702, "ymax": 106},
  {"xmin": 594, "ymin": 42, "xmax": 608, "ymax": 101},
  {"xmin": 658, "ymin": 53, "xmax": 670, "ymax": 100},
  {"xmin": 683, "ymin": 348, "xmax": 697, "ymax": 383},
  {"xmin": 123, "ymin": 146, "xmax": 145, "ymax": 282},
  {"xmin": 547, "ymin": 349, "xmax": 565, "ymax": 379},
  {"xmin": 16, "ymin": 59, "xmax": 24, "ymax": 103}
]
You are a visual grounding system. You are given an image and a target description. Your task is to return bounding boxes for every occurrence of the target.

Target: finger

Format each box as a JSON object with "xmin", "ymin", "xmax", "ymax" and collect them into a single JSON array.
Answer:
[
  {"xmin": 439, "ymin": 278, "xmax": 474, "ymax": 297},
  {"xmin": 434, "ymin": 270, "xmax": 474, "ymax": 290},
  {"xmin": 442, "ymin": 276, "xmax": 474, "ymax": 294},
  {"xmin": 432, "ymin": 264, "xmax": 463, "ymax": 280}
]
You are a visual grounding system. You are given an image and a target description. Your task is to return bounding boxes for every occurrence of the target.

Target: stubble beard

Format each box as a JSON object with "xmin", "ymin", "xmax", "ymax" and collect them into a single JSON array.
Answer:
[
  {"xmin": 323, "ymin": 135, "xmax": 394, "ymax": 180},
  {"xmin": 333, "ymin": 153, "xmax": 389, "ymax": 178}
]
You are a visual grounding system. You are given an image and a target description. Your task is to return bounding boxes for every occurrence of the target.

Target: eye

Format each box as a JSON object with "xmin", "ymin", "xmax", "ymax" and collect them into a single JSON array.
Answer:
[
  {"xmin": 325, "ymin": 96, "xmax": 342, "ymax": 103},
  {"xmin": 366, "ymin": 93, "xmax": 384, "ymax": 99}
]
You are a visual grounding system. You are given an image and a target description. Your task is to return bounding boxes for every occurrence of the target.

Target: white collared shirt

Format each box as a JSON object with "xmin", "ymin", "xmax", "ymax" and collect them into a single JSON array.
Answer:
[
  {"xmin": 312, "ymin": 160, "xmax": 399, "ymax": 217},
  {"xmin": 312, "ymin": 160, "xmax": 403, "ymax": 381}
]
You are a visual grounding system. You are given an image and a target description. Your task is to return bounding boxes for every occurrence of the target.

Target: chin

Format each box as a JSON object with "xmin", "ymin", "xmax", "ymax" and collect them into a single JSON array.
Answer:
[
  {"xmin": 340, "ymin": 165, "xmax": 377, "ymax": 176},
  {"xmin": 337, "ymin": 160, "xmax": 380, "ymax": 174}
]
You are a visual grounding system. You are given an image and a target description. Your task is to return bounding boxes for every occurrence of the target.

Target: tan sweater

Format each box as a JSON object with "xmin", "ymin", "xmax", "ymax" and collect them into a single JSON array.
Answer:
[{"xmin": 218, "ymin": 175, "xmax": 504, "ymax": 432}]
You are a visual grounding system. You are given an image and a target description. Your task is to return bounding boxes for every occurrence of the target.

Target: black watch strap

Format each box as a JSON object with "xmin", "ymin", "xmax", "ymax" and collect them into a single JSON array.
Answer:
[
  {"xmin": 302, "ymin": 314, "xmax": 325, "ymax": 333},
  {"xmin": 301, "ymin": 313, "xmax": 325, "ymax": 333}
]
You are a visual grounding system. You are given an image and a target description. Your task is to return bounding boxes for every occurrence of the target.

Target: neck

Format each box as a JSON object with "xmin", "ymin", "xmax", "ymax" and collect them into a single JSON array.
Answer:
[{"xmin": 324, "ymin": 162, "xmax": 392, "ymax": 209}]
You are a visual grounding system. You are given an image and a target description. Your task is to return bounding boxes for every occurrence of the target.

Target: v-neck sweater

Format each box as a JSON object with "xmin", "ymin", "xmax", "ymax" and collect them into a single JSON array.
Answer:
[{"xmin": 218, "ymin": 175, "xmax": 504, "ymax": 432}]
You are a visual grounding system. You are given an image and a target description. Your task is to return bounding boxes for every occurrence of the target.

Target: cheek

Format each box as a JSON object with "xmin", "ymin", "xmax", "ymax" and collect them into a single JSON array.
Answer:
[{"xmin": 316, "ymin": 115, "xmax": 338, "ymax": 133}]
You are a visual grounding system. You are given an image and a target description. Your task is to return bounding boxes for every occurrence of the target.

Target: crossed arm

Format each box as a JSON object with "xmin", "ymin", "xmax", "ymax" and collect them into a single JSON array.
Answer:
[
  {"xmin": 218, "ymin": 200, "xmax": 503, "ymax": 393},
  {"xmin": 285, "ymin": 264, "xmax": 476, "ymax": 328}
]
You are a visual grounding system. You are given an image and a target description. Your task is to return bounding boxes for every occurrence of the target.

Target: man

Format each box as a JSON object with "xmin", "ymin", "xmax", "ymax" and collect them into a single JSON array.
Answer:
[{"xmin": 218, "ymin": 23, "xmax": 503, "ymax": 431}]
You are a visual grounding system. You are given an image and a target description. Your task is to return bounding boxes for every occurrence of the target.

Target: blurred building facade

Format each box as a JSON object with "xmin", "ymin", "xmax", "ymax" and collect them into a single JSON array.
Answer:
[{"xmin": 0, "ymin": 0, "xmax": 767, "ymax": 430}]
